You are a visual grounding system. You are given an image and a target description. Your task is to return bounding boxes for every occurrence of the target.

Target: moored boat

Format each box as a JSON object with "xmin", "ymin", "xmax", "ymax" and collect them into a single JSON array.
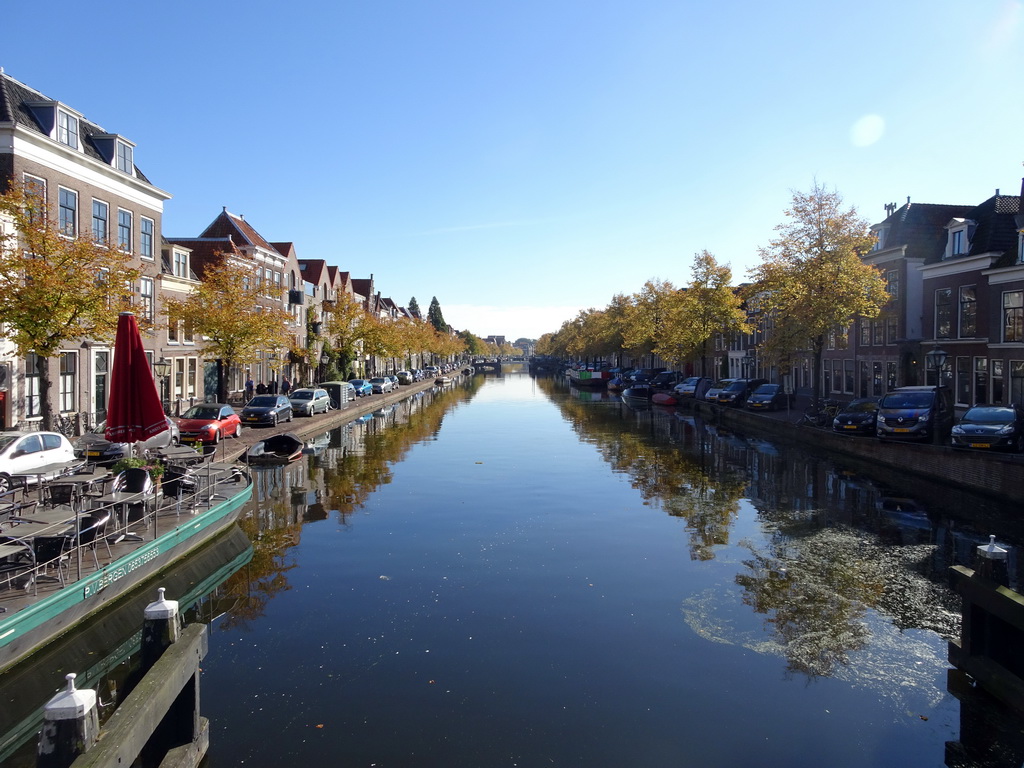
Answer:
[
  {"xmin": 243, "ymin": 432, "xmax": 304, "ymax": 464},
  {"xmin": 0, "ymin": 466, "xmax": 253, "ymax": 674},
  {"xmin": 621, "ymin": 384, "xmax": 655, "ymax": 401},
  {"xmin": 651, "ymin": 392, "xmax": 678, "ymax": 406},
  {"xmin": 567, "ymin": 369, "xmax": 612, "ymax": 388}
]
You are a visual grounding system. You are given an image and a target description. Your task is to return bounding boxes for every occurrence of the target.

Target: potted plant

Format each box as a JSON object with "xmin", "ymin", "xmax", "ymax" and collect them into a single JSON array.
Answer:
[{"xmin": 110, "ymin": 456, "xmax": 165, "ymax": 481}]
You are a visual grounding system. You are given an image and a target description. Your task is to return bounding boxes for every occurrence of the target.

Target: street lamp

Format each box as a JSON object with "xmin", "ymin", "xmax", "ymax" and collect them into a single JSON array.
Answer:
[
  {"xmin": 924, "ymin": 344, "xmax": 947, "ymax": 388},
  {"xmin": 152, "ymin": 357, "xmax": 171, "ymax": 413},
  {"xmin": 320, "ymin": 352, "xmax": 330, "ymax": 383}
]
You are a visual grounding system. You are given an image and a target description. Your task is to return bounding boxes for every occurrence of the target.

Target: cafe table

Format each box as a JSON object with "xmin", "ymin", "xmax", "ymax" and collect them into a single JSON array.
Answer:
[{"xmin": 12, "ymin": 460, "xmax": 86, "ymax": 501}]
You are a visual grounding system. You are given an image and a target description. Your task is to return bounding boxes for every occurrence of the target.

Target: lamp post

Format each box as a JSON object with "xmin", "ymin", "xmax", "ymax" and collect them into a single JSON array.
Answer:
[
  {"xmin": 152, "ymin": 357, "xmax": 171, "ymax": 414},
  {"xmin": 924, "ymin": 344, "xmax": 947, "ymax": 445},
  {"xmin": 320, "ymin": 353, "xmax": 330, "ymax": 383}
]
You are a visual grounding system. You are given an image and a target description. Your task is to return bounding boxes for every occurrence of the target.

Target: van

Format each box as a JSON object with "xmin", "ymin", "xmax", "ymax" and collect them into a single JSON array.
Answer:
[{"xmin": 876, "ymin": 386, "xmax": 954, "ymax": 442}]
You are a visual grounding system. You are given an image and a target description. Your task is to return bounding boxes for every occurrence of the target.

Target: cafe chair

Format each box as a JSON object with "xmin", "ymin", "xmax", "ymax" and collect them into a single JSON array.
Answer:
[
  {"xmin": 77, "ymin": 513, "xmax": 112, "ymax": 570},
  {"xmin": 0, "ymin": 535, "xmax": 34, "ymax": 590},
  {"xmin": 32, "ymin": 535, "xmax": 71, "ymax": 587},
  {"xmin": 44, "ymin": 483, "xmax": 78, "ymax": 509},
  {"xmin": 111, "ymin": 468, "xmax": 156, "ymax": 541}
]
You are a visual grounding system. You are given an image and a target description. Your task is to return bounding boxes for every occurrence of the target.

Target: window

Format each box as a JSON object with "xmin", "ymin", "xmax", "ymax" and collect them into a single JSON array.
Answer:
[
  {"xmin": 59, "ymin": 352, "xmax": 76, "ymax": 412},
  {"xmin": 936, "ymin": 288, "xmax": 953, "ymax": 339},
  {"xmin": 183, "ymin": 319, "xmax": 194, "ymax": 344},
  {"xmin": 94, "ymin": 351, "xmax": 108, "ymax": 418},
  {"xmin": 58, "ymin": 188, "xmax": 77, "ymax": 236},
  {"xmin": 872, "ymin": 362, "xmax": 883, "ymax": 397},
  {"xmin": 173, "ymin": 249, "xmax": 189, "ymax": 278},
  {"xmin": 140, "ymin": 277, "xmax": 154, "ymax": 322},
  {"xmin": 956, "ymin": 356, "xmax": 970, "ymax": 405},
  {"xmin": 23, "ymin": 174, "xmax": 45, "ymax": 224},
  {"xmin": 992, "ymin": 360, "xmax": 1004, "ymax": 404},
  {"xmin": 952, "ymin": 229, "xmax": 964, "ymax": 255},
  {"xmin": 844, "ymin": 360, "xmax": 854, "ymax": 394},
  {"xmin": 886, "ymin": 316, "xmax": 898, "ymax": 345},
  {"xmin": 57, "ymin": 109, "xmax": 79, "ymax": 149},
  {"xmin": 116, "ymin": 140, "xmax": 133, "ymax": 174},
  {"xmin": 959, "ymin": 286, "xmax": 976, "ymax": 338},
  {"xmin": 859, "ymin": 321, "xmax": 871, "ymax": 347},
  {"xmin": 872, "ymin": 321, "xmax": 884, "ymax": 346},
  {"xmin": 859, "ymin": 360, "xmax": 870, "ymax": 397},
  {"xmin": 140, "ymin": 218, "xmax": 154, "ymax": 260},
  {"xmin": 1004, "ymin": 291, "xmax": 1023, "ymax": 343},
  {"xmin": 118, "ymin": 209, "xmax": 132, "ymax": 251},
  {"xmin": 1011, "ymin": 361, "xmax": 1024, "ymax": 406},
  {"xmin": 886, "ymin": 270, "xmax": 899, "ymax": 299},
  {"xmin": 974, "ymin": 358, "xmax": 988, "ymax": 405},
  {"xmin": 92, "ymin": 200, "xmax": 108, "ymax": 243},
  {"xmin": 25, "ymin": 353, "xmax": 41, "ymax": 419}
]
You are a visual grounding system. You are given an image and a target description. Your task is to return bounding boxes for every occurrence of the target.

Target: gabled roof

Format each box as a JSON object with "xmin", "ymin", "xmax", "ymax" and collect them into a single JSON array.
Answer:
[
  {"xmin": 199, "ymin": 208, "xmax": 279, "ymax": 254},
  {"xmin": 297, "ymin": 258, "xmax": 329, "ymax": 285},
  {"xmin": 967, "ymin": 193, "xmax": 1021, "ymax": 268},
  {"xmin": 163, "ymin": 236, "xmax": 245, "ymax": 278},
  {"xmin": 0, "ymin": 69, "xmax": 152, "ymax": 184}
]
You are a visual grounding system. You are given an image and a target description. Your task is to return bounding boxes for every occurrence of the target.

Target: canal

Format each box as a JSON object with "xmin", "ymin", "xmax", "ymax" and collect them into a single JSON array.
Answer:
[
  {"xmin": 5, "ymin": 370, "xmax": 1023, "ymax": 766},
  {"xmin": 194, "ymin": 372, "xmax": 1023, "ymax": 767}
]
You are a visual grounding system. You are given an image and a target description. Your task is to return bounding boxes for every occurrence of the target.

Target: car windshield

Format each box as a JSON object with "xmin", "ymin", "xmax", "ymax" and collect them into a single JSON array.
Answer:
[
  {"xmin": 880, "ymin": 392, "xmax": 934, "ymax": 409},
  {"xmin": 0, "ymin": 435, "xmax": 18, "ymax": 452},
  {"xmin": 682, "ymin": 378, "xmax": 700, "ymax": 385},
  {"xmin": 291, "ymin": 391, "xmax": 313, "ymax": 400},
  {"xmin": 724, "ymin": 382, "xmax": 746, "ymax": 392},
  {"xmin": 182, "ymin": 406, "xmax": 221, "ymax": 420},
  {"xmin": 754, "ymin": 385, "xmax": 778, "ymax": 395},
  {"xmin": 247, "ymin": 396, "xmax": 278, "ymax": 407},
  {"xmin": 351, "ymin": 380, "xmax": 365, "ymax": 385},
  {"xmin": 963, "ymin": 407, "xmax": 1015, "ymax": 424},
  {"xmin": 370, "ymin": 378, "xmax": 385, "ymax": 383}
]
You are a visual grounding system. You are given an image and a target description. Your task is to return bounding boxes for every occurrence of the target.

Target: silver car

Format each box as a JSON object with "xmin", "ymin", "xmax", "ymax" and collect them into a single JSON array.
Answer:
[
  {"xmin": 74, "ymin": 418, "xmax": 180, "ymax": 465},
  {"xmin": 289, "ymin": 388, "xmax": 331, "ymax": 416}
]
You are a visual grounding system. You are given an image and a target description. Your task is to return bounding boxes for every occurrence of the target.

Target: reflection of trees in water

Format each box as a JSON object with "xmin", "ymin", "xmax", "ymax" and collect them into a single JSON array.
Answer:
[
  {"xmin": 222, "ymin": 380, "xmax": 483, "ymax": 627},
  {"xmin": 540, "ymin": 378, "xmax": 748, "ymax": 561},
  {"xmin": 537, "ymin": 376, "xmax": 962, "ymax": 681}
]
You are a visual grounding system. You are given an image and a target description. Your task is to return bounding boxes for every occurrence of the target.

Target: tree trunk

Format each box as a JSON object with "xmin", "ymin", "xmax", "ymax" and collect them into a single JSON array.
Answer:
[
  {"xmin": 39, "ymin": 354, "xmax": 54, "ymax": 431},
  {"xmin": 216, "ymin": 359, "xmax": 226, "ymax": 403}
]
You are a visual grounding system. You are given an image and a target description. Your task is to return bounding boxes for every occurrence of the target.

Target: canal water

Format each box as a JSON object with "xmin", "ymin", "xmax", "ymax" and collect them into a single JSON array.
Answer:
[
  {"xmin": 194, "ymin": 372, "xmax": 1023, "ymax": 767},
  {"xmin": 5, "ymin": 371, "xmax": 1023, "ymax": 766}
]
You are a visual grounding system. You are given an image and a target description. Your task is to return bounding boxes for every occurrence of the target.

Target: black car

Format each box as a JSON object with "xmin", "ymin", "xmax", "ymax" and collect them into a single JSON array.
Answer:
[
  {"xmin": 831, "ymin": 397, "xmax": 880, "ymax": 435},
  {"xmin": 240, "ymin": 394, "xmax": 293, "ymax": 426},
  {"xmin": 745, "ymin": 383, "xmax": 787, "ymax": 411},
  {"xmin": 950, "ymin": 404, "xmax": 1024, "ymax": 451},
  {"xmin": 716, "ymin": 378, "xmax": 767, "ymax": 407}
]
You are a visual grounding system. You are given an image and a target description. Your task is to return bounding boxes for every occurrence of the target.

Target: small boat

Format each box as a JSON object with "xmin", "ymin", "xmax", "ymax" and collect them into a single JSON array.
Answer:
[
  {"xmin": 607, "ymin": 377, "xmax": 625, "ymax": 392},
  {"xmin": 566, "ymin": 369, "xmax": 612, "ymax": 388},
  {"xmin": 243, "ymin": 432, "xmax": 304, "ymax": 464},
  {"xmin": 435, "ymin": 376, "xmax": 452, "ymax": 385},
  {"xmin": 621, "ymin": 384, "xmax": 654, "ymax": 401},
  {"xmin": 651, "ymin": 392, "xmax": 678, "ymax": 406}
]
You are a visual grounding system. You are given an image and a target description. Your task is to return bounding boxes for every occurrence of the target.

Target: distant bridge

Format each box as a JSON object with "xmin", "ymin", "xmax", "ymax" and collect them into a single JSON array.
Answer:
[{"xmin": 471, "ymin": 359, "xmax": 502, "ymax": 373}]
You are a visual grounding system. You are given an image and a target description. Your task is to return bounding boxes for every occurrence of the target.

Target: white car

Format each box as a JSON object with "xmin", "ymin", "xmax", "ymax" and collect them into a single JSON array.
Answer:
[
  {"xmin": 0, "ymin": 431, "xmax": 77, "ymax": 493},
  {"xmin": 369, "ymin": 377, "xmax": 395, "ymax": 394},
  {"xmin": 289, "ymin": 388, "xmax": 332, "ymax": 416}
]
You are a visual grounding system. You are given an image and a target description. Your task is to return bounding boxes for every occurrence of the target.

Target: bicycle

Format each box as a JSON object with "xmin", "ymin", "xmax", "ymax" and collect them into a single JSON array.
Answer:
[
  {"xmin": 797, "ymin": 398, "xmax": 841, "ymax": 428},
  {"xmin": 55, "ymin": 413, "xmax": 77, "ymax": 437}
]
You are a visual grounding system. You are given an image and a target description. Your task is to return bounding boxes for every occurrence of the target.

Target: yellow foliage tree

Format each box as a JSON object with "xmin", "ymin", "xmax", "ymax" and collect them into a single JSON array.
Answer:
[
  {"xmin": 163, "ymin": 257, "xmax": 292, "ymax": 401},
  {"xmin": 0, "ymin": 184, "xmax": 140, "ymax": 430},
  {"xmin": 749, "ymin": 183, "xmax": 887, "ymax": 404}
]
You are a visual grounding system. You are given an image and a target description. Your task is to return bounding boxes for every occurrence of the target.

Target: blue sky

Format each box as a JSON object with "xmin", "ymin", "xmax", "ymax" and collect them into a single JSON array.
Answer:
[{"xmin": 6, "ymin": 0, "xmax": 1023, "ymax": 340}]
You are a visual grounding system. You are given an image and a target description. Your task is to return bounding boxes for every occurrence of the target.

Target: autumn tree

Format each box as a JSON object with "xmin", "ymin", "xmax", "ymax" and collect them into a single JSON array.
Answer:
[
  {"xmin": 622, "ymin": 279, "xmax": 678, "ymax": 364},
  {"xmin": 163, "ymin": 257, "xmax": 292, "ymax": 401},
  {"xmin": 749, "ymin": 183, "xmax": 887, "ymax": 404},
  {"xmin": 0, "ymin": 184, "xmax": 140, "ymax": 430},
  {"xmin": 664, "ymin": 251, "xmax": 751, "ymax": 376},
  {"xmin": 324, "ymin": 293, "xmax": 372, "ymax": 377}
]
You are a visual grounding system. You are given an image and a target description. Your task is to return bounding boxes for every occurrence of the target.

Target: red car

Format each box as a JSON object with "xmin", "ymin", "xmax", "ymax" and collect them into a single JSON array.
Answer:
[{"xmin": 177, "ymin": 403, "xmax": 242, "ymax": 444}]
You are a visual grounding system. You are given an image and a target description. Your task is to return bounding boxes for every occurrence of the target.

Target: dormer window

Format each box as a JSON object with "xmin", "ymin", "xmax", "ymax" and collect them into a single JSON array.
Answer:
[
  {"xmin": 57, "ymin": 109, "xmax": 79, "ymax": 149},
  {"xmin": 116, "ymin": 140, "xmax": 134, "ymax": 175},
  {"xmin": 872, "ymin": 226, "xmax": 888, "ymax": 251},
  {"xmin": 943, "ymin": 218, "xmax": 975, "ymax": 259}
]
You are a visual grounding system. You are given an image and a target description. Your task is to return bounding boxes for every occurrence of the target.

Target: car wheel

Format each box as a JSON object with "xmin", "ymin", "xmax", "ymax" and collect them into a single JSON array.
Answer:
[
  {"xmin": 211, "ymin": 430, "xmax": 221, "ymax": 445},
  {"xmin": 287, "ymin": 411, "xmax": 293, "ymax": 423},
  {"xmin": 1014, "ymin": 434, "xmax": 1024, "ymax": 453},
  {"xmin": 233, "ymin": 423, "xmax": 242, "ymax": 439},
  {"xmin": 273, "ymin": 414, "xmax": 279, "ymax": 427},
  {"xmin": 0, "ymin": 473, "xmax": 10, "ymax": 494}
]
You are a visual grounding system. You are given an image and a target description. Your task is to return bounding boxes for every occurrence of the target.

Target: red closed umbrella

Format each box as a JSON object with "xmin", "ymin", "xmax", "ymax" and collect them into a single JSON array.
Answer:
[{"xmin": 105, "ymin": 312, "xmax": 167, "ymax": 445}]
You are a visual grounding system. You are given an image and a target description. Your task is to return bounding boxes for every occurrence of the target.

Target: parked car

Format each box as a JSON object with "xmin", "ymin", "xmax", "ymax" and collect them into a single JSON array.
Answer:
[
  {"xmin": 717, "ymin": 378, "xmax": 767, "ymax": 407},
  {"xmin": 650, "ymin": 371, "xmax": 681, "ymax": 389},
  {"xmin": 387, "ymin": 375, "xmax": 401, "ymax": 390},
  {"xmin": 876, "ymin": 386, "xmax": 954, "ymax": 442},
  {"xmin": 289, "ymin": 388, "xmax": 332, "ymax": 416},
  {"xmin": 745, "ymin": 383, "xmax": 787, "ymax": 411},
  {"xmin": 674, "ymin": 376, "xmax": 709, "ymax": 399},
  {"xmin": 74, "ymin": 417, "xmax": 180, "ymax": 464},
  {"xmin": 396, "ymin": 370, "xmax": 414, "ymax": 385},
  {"xmin": 240, "ymin": 394, "xmax": 293, "ymax": 426},
  {"xmin": 370, "ymin": 376, "xmax": 395, "ymax": 394},
  {"xmin": 704, "ymin": 378, "xmax": 737, "ymax": 403},
  {"xmin": 831, "ymin": 397, "xmax": 880, "ymax": 435},
  {"xmin": 177, "ymin": 403, "xmax": 242, "ymax": 445},
  {"xmin": 951, "ymin": 404, "xmax": 1024, "ymax": 451},
  {"xmin": 349, "ymin": 379, "xmax": 373, "ymax": 397},
  {"xmin": 0, "ymin": 431, "xmax": 77, "ymax": 493}
]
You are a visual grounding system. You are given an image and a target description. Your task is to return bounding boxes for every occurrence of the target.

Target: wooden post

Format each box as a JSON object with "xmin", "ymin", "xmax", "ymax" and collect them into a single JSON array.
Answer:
[
  {"xmin": 143, "ymin": 587, "xmax": 181, "ymax": 668},
  {"xmin": 36, "ymin": 674, "xmax": 99, "ymax": 768}
]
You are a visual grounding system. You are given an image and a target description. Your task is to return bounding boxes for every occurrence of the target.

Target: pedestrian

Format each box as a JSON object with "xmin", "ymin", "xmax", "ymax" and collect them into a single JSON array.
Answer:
[
  {"xmin": 282, "ymin": 376, "xmax": 291, "ymax": 395},
  {"xmin": 256, "ymin": 381, "xmax": 268, "ymax": 395},
  {"xmin": 269, "ymin": 379, "xmax": 278, "ymax": 394},
  {"xmin": 245, "ymin": 374, "xmax": 254, "ymax": 401}
]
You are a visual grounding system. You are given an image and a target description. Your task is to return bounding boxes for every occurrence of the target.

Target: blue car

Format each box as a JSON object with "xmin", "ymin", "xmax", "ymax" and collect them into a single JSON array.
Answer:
[{"xmin": 349, "ymin": 379, "xmax": 373, "ymax": 397}]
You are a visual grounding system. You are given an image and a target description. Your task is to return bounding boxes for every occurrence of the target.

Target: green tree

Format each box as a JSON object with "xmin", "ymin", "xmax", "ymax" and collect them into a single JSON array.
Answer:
[
  {"xmin": 408, "ymin": 296, "xmax": 421, "ymax": 318},
  {"xmin": 622, "ymin": 279, "xmax": 678, "ymax": 364},
  {"xmin": 749, "ymin": 183, "xmax": 887, "ymax": 404},
  {"xmin": 0, "ymin": 184, "xmax": 140, "ymax": 430},
  {"xmin": 163, "ymin": 257, "xmax": 292, "ymax": 401},
  {"xmin": 427, "ymin": 296, "xmax": 449, "ymax": 333}
]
